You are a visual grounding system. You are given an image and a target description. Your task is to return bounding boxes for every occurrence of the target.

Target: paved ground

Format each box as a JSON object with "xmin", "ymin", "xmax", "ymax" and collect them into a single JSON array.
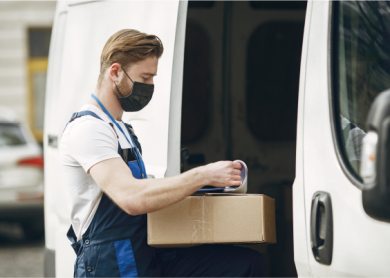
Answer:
[{"xmin": 0, "ymin": 222, "xmax": 44, "ymax": 278}]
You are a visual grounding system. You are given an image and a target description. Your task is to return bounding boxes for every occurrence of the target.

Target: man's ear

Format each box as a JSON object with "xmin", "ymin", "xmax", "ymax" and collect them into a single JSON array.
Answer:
[{"xmin": 109, "ymin": 63, "xmax": 121, "ymax": 83}]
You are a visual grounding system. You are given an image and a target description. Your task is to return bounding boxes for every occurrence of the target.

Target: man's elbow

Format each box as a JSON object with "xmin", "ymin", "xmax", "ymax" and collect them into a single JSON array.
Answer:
[{"xmin": 123, "ymin": 197, "xmax": 147, "ymax": 216}]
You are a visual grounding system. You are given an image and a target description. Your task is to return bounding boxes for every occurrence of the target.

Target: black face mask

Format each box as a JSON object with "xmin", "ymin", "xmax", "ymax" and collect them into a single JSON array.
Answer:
[{"xmin": 115, "ymin": 67, "xmax": 154, "ymax": 112}]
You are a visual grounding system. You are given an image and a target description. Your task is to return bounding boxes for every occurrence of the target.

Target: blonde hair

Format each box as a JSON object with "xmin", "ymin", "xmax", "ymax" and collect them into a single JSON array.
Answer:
[{"xmin": 98, "ymin": 29, "xmax": 163, "ymax": 84}]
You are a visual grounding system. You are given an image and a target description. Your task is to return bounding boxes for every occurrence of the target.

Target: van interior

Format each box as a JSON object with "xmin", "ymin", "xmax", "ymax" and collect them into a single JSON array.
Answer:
[{"xmin": 180, "ymin": 1, "xmax": 307, "ymax": 277}]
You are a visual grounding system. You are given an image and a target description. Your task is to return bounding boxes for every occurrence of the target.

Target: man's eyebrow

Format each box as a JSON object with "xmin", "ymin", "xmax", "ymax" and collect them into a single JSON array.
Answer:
[{"xmin": 143, "ymin": 72, "xmax": 157, "ymax": 77}]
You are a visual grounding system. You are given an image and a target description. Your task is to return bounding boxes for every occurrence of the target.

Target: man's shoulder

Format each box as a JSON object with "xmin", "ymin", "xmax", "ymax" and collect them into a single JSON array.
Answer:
[
  {"xmin": 78, "ymin": 104, "xmax": 107, "ymax": 119},
  {"xmin": 66, "ymin": 104, "xmax": 110, "ymax": 131},
  {"xmin": 69, "ymin": 114, "xmax": 107, "ymax": 130},
  {"xmin": 63, "ymin": 113, "xmax": 116, "ymax": 144},
  {"xmin": 60, "ymin": 112, "xmax": 119, "ymax": 162}
]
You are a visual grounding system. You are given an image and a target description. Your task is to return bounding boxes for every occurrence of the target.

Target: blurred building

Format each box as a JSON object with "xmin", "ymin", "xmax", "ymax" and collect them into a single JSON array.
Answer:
[{"xmin": 0, "ymin": 1, "xmax": 56, "ymax": 142}]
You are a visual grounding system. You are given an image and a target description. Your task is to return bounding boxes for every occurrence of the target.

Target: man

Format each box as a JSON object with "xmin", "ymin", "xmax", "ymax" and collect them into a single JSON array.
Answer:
[{"xmin": 60, "ymin": 29, "xmax": 265, "ymax": 277}]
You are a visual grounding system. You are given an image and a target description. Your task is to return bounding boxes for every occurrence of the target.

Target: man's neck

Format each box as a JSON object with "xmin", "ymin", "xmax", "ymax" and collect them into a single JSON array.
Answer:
[{"xmin": 88, "ymin": 84, "xmax": 124, "ymax": 121}]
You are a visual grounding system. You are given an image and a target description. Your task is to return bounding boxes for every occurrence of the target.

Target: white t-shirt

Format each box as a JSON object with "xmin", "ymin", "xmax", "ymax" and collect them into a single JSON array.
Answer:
[{"xmin": 59, "ymin": 104, "xmax": 135, "ymax": 241}]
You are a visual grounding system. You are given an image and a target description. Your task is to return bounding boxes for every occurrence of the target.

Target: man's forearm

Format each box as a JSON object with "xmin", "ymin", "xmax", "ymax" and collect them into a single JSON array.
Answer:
[
  {"xmin": 127, "ymin": 167, "xmax": 207, "ymax": 215},
  {"xmin": 91, "ymin": 158, "xmax": 242, "ymax": 216},
  {"xmin": 91, "ymin": 158, "xmax": 208, "ymax": 215}
]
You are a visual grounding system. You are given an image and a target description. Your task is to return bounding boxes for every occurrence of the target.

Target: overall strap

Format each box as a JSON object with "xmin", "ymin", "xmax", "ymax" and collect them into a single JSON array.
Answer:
[
  {"xmin": 124, "ymin": 123, "xmax": 142, "ymax": 154},
  {"xmin": 69, "ymin": 110, "xmax": 103, "ymax": 122},
  {"xmin": 91, "ymin": 94, "xmax": 146, "ymax": 177},
  {"xmin": 66, "ymin": 110, "xmax": 123, "ymax": 151},
  {"xmin": 63, "ymin": 110, "xmax": 103, "ymax": 133},
  {"xmin": 91, "ymin": 94, "xmax": 133, "ymax": 146}
]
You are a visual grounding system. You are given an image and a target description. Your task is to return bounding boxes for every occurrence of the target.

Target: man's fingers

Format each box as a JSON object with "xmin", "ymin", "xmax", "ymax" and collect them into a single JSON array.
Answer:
[
  {"xmin": 209, "ymin": 160, "xmax": 244, "ymax": 188},
  {"xmin": 233, "ymin": 169, "xmax": 241, "ymax": 176},
  {"xmin": 232, "ymin": 162, "xmax": 242, "ymax": 170},
  {"xmin": 230, "ymin": 180, "xmax": 242, "ymax": 186}
]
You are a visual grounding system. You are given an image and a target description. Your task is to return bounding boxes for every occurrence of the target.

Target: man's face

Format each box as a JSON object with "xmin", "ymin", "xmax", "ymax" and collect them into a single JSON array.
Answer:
[{"xmin": 115, "ymin": 56, "xmax": 158, "ymax": 97}]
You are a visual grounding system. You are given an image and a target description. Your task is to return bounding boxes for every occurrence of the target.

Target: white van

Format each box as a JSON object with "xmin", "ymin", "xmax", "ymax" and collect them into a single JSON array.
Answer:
[{"xmin": 44, "ymin": 1, "xmax": 390, "ymax": 277}]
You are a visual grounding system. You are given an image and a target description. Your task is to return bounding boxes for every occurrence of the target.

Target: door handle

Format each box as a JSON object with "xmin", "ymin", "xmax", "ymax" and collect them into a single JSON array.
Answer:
[
  {"xmin": 48, "ymin": 135, "xmax": 58, "ymax": 148},
  {"xmin": 310, "ymin": 191, "xmax": 333, "ymax": 265}
]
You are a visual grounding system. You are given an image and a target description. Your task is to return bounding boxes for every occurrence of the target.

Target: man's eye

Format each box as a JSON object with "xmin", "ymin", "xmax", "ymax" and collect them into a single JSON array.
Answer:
[{"xmin": 143, "ymin": 77, "xmax": 149, "ymax": 82}]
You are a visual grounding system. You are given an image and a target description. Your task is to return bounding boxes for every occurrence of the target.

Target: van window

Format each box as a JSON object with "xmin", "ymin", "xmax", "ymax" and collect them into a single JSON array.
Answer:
[
  {"xmin": 28, "ymin": 29, "xmax": 51, "ymax": 57},
  {"xmin": 188, "ymin": 1, "xmax": 215, "ymax": 9},
  {"xmin": 27, "ymin": 28, "xmax": 51, "ymax": 143},
  {"xmin": 333, "ymin": 1, "xmax": 390, "ymax": 179},
  {"xmin": 181, "ymin": 22, "xmax": 211, "ymax": 144},
  {"xmin": 250, "ymin": 1, "xmax": 307, "ymax": 10},
  {"xmin": 247, "ymin": 21, "xmax": 304, "ymax": 141}
]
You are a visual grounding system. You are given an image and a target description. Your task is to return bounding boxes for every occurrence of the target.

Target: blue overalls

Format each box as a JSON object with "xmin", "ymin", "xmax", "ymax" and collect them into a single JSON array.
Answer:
[
  {"xmin": 65, "ymin": 96, "xmax": 266, "ymax": 278},
  {"xmin": 66, "ymin": 96, "xmax": 159, "ymax": 277}
]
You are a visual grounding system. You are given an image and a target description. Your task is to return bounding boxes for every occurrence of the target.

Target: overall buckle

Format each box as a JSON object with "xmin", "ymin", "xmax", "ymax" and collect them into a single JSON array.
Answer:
[{"xmin": 69, "ymin": 112, "xmax": 79, "ymax": 122}]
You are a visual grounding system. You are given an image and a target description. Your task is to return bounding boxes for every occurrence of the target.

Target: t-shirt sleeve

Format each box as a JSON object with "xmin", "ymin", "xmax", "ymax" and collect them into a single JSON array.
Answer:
[{"xmin": 66, "ymin": 118, "xmax": 121, "ymax": 172}]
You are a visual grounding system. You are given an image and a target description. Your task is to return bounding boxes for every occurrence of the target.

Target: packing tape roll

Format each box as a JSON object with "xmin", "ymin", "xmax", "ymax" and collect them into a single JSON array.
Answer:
[{"xmin": 223, "ymin": 160, "xmax": 248, "ymax": 193}]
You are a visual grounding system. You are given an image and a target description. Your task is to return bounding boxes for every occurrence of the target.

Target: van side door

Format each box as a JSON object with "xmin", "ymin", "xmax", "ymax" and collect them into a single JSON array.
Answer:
[
  {"xmin": 44, "ymin": 1, "xmax": 187, "ymax": 276},
  {"xmin": 299, "ymin": 1, "xmax": 390, "ymax": 276}
]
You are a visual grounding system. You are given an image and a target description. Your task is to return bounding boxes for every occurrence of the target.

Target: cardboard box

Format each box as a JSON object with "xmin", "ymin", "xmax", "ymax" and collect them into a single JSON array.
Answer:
[{"xmin": 147, "ymin": 194, "xmax": 276, "ymax": 247}]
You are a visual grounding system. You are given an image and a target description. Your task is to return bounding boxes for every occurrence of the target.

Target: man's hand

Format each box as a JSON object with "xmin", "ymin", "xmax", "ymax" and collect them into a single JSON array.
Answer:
[{"xmin": 200, "ymin": 161, "xmax": 243, "ymax": 188}]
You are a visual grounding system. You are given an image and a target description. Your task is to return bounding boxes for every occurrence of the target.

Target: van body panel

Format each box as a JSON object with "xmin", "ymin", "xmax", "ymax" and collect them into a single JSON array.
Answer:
[
  {"xmin": 44, "ymin": 1, "xmax": 184, "ymax": 276},
  {"xmin": 303, "ymin": 1, "xmax": 390, "ymax": 276},
  {"xmin": 165, "ymin": 1, "xmax": 188, "ymax": 177},
  {"xmin": 293, "ymin": 1, "xmax": 312, "ymax": 277},
  {"xmin": 44, "ymin": 1, "xmax": 68, "ymax": 252}
]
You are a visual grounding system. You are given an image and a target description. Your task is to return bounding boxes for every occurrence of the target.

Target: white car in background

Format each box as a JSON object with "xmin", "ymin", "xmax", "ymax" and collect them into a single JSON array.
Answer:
[{"xmin": 0, "ymin": 106, "xmax": 44, "ymax": 239}]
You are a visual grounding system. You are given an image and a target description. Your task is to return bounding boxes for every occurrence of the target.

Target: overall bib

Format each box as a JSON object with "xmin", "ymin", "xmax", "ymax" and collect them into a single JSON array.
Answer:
[{"xmin": 66, "ymin": 97, "xmax": 158, "ymax": 277}]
